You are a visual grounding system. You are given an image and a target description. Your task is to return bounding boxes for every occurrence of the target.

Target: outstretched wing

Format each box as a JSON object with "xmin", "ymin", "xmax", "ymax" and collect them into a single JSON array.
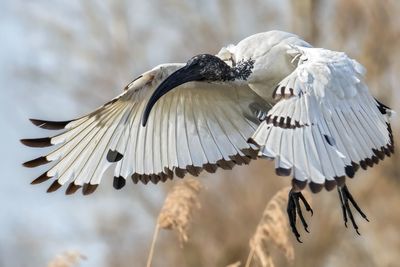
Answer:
[
  {"xmin": 22, "ymin": 64, "xmax": 268, "ymax": 194},
  {"xmin": 250, "ymin": 46, "xmax": 394, "ymax": 193}
]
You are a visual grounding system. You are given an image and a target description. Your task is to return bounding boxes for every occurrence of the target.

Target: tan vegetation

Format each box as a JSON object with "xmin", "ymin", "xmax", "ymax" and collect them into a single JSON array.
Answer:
[
  {"xmin": 47, "ymin": 251, "xmax": 86, "ymax": 267},
  {"xmin": 246, "ymin": 187, "xmax": 299, "ymax": 267},
  {"xmin": 146, "ymin": 178, "xmax": 202, "ymax": 267}
]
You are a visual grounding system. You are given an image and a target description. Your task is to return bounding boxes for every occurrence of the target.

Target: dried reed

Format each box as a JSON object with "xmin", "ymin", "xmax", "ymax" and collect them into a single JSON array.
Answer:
[
  {"xmin": 226, "ymin": 261, "xmax": 242, "ymax": 267},
  {"xmin": 245, "ymin": 187, "xmax": 311, "ymax": 267},
  {"xmin": 47, "ymin": 250, "xmax": 86, "ymax": 267},
  {"xmin": 146, "ymin": 178, "xmax": 202, "ymax": 267}
]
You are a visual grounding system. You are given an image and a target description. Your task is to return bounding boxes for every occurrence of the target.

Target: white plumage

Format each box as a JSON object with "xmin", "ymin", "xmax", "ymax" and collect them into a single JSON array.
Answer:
[
  {"xmin": 22, "ymin": 31, "xmax": 394, "ymax": 194},
  {"xmin": 250, "ymin": 45, "xmax": 393, "ymax": 191}
]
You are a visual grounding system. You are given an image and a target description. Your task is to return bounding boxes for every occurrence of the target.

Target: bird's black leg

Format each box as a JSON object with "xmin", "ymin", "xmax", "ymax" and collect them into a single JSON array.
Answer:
[
  {"xmin": 337, "ymin": 185, "xmax": 369, "ymax": 235},
  {"xmin": 287, "ymin": 189, "xmax": 313, "ymax": 242}
]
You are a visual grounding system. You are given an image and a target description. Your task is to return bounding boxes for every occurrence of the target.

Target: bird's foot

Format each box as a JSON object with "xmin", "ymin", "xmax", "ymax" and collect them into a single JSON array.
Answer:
[
  {"xmin": 287, "ymin": 189, "xmax": 313, "ymax": 243},
  {"xmin": 337, "ymin": 184, "xmax": 369, "ymax": 235}
]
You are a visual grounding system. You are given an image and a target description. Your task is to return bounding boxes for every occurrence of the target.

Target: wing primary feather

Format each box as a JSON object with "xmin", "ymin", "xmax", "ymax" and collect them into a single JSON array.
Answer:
[
  {"xmin": 31, "ymin": 172, "xmax": 52, "ymax": 184},
  {"xmin": 192, "ymin": 91, "xmax": 222, "ymax": 163},
  {"xmin": 23, "ymin": 156, "xmax": 50, "ymax": 168},
  {"xmin": 29, "ymin": 118, "xmax": 72, "ymax": 130},
  {"xmin": 47, "ymin": 180, "xmax": 62, "ymax": 193},
  {"xmin": 83, "ymin": 103, "xmax": 129, "ymax": 184},
  {"xmin": 151, "ymin": 90, "xmax": 165, "ymax": 175},
  {"xmin": 116, "ymin": 100, "xmax": 143, "ymax": 179},
  {"xmin": 82, "ymin": 183, "xmax": 98, "ymax": 195},
  {"xmin": 51, "ymin": 103, "xmax": 122, "ymax": 178},
  {"xmin": 175, "ymin": 88, "xmax": 192, "ymax": 169},
  {"xmin": 184, "ymin": 89, "xmax": 208, "ymax": 167},
  {"xmin": 56, "ymin": 103, "xmax": 123, "ymax": 185},
  {"xmin": 113, "ymin": 104, "xmax": 138, "ymax": 178},
  {"xmin": 65, "ymin": 182, "xmax": 81, "ymax": 195},
  {"xmin": 20, "ymin": 137, "xmax": 52, "ymax": 148}
]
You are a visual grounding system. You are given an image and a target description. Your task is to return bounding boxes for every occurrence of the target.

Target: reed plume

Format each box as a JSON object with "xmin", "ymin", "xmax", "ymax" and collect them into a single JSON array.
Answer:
[
  {"xmin": 47, "ymin": 250, "xmax": 86, "ymax": 267},
  {"xmin": 146, "ymin": 178, "xmax": 202, "ymax": 267},
  {"xmin": 245, "ymin": 187, "xmax": 312, "ymax": 267}
]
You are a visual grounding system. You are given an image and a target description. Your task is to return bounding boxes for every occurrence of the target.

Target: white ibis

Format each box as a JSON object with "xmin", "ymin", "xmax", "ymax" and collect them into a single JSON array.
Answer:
[{"xmin": 22, "ymin": 31, "xmax": 394, "ymax": 241}]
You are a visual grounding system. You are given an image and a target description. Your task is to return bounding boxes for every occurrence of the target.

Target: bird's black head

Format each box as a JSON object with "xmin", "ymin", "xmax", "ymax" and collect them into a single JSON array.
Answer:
[
  {"xmin": 141, "ymin": 54, "xmax": 235, "ymax": 126},
  {"xmin": 184, "ymin": 54, "xmax": 235, "ymax": 82}
]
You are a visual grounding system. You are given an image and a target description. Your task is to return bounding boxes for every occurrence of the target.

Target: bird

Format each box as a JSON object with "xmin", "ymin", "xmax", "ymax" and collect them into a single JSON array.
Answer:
[{"xmin": 21, "ymin": 30, "xmax": 394, "ymax": 241}]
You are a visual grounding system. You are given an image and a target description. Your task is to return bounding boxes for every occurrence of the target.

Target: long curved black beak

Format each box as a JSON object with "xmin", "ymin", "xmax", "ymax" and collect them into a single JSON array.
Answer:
[{"xmin": 141, "ymin": 65, "xmax": 203, "ymax": 126}]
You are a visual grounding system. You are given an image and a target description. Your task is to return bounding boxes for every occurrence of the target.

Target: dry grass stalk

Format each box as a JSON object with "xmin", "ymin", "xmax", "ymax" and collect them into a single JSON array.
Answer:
[
  {"xmin": 226, "ymin": 261, "xmax": 242, "ymax": 267},
  {"xmin": 146, "ymin": 178, "xmax": 202, "ymax": 267},
  {"xmin": 157, "ymin": 178, "xmax": 202, "ymax": 243},
  {"xmin": 47, "ymin": 250, "xmax": 86, "ymax": 267},
  {"xmin": 245, "ymin": 187, "xmax": 312, "ymax": 267}
]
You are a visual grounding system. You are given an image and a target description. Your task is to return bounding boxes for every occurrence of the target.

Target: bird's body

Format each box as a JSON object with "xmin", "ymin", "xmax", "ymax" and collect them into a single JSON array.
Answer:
[{"xmin": 22, "ymin": 30, "xmax": 394, "ymax": 240}]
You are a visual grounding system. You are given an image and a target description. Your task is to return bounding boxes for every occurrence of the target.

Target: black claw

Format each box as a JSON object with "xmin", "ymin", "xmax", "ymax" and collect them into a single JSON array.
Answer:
[
  {"xmin": 338, "ymin": 188, "xmax": 348, "ymax": 227},
  {"xmin": 298, "ymin": 193, "xmax": 314, "ymax": 216},
  {"xmin": 342, "ymin": 185, "xmax": 369, "ymax": 222},
  {"xmin": 287, "ymin": 189, "xmax": 313, "ymax": 242},
  {"xmin": 337, "ymin": 185, "xmax": 369, "ymax": 234}
]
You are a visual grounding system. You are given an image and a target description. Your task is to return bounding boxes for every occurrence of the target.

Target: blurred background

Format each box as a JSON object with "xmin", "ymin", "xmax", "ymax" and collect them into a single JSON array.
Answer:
[{"xmin": 1, "ymin": 0, "xmax": 399, "ymax": 266}]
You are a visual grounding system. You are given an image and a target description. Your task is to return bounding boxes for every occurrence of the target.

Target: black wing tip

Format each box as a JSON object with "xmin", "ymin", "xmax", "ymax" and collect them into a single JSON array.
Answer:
[
  {"xmin": 20, "ymin": 137, "xmax": 52, "ymax": 147},
  {"xmin": 29, "ymin": 118, "xmax": 71, "ymax": 130},
  {"xmin": 23, "ymin": 156, "xmax": 50, "ymax": 168},
  {"xmin": 334, "ymin": 176, "xmax": 346, "ymax": 187},
  {"xmin": 292, "ymin": 179, "xmax": 307, "ymax": 191},
  {"xmin": 203, "ymin": 163, "xmax": 217, "ymax": 173},
  {"xmin": 47, "ymin": 180, "xmax": 62, "ymax": 193},
  {"xmin": 66, "ymin": 183, "xmax": 82, "ymax": 195},
  {"xmin": 149, "ymin": 175, "xmax": 160, "ymax": 184},
  {"xmin": 31, "ymin": 172, "xmax": 52, "ymax": 184},
  {"xmin": 186, "ymin": 166, "xmax": 202, "ymax": 176},
  {"xmin": 113, "ymin": 176, "xmax": 126, "ymax": 190},
  {"xmin": 106, "ymin": 150, "xmax": 124, "ymax": 163},
  {"xmin": 345, "ymin": 165, "xmax": 355, "ymax": 178},
  {"xmin": 82, "ymin": 183, "xmax": 98, "ymax": 195},
  {"xmin": 324, "ymin": 180, "xmax": 337, "ymax": 191},
  {"xmin": 216, "ymin": 159, "xmax": 235, "ymax": 170},
  {"xmin": 309, "ymin": 182, "xmax": 324, "ymax": 193},
  {"xmin": 275, "ymin": 167, "xmax": 292, "ymax": 176}
]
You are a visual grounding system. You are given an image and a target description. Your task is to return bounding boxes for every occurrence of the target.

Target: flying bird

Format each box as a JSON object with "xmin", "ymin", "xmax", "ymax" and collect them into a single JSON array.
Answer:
[{"xmin": 21, "ymin": 31, "xmax": 394, "ymax": 241}]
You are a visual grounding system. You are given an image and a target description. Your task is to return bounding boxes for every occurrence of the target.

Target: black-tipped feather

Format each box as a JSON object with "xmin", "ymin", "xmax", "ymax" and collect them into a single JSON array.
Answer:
[
  {"xmin": 82, "ymin": 184, "xmax": 98, "ymax": 195},
  {"xmin": 131, "ymin": 174, "xmax": 140, "ymax": 184},
  {"xmin": 150, "ymin": 175, "xmax": 160, "ymax": 184},
  {"xmin": 292, "ymin": 179, "xmax": 307, "ymax": 191},
  {"xmin": 66, "ymin": 183, "xmax": 81, "ymax": 195},
  {"xmin": 47, "ymin": 180, "xmax": 62, "ymax": 193},
  {"xmin": 23, "ymin": 156, "xmax": 50, "ymax": 168},
  {"xmin": 203, "ymin": 163, "xmax": 217, "ymax": 173},
  {"xmin": 31, "ymin": 172, "xmax": 51, "ymax": 184},
  {"xmin": 106, "ymin": 150, "xmax": 124, "ymax": 163},
  {"xmin": 20, "ymin": 137, "xmax": 52, "ymax": 147},
  {"xmin": 186, "ymin": 166, "xmax": 202, "ymax": 176},
  {"xmin": 140, "ymin": 175, "xmax": 150, "ymax": 184},
  {"xmin": 325, "ymin": 180, "xmax": 337, "ymax": 191},
  {"xmin": 29, "ymin": 118, "xmax": 71, "ymax": 130},
  {"xmin": 345, "ymin": 165, "xmax": 355, "ymax": 178},
  {"xmin": 309, "ymin": 182, "xmax": 323, "ymax": 193},
  {"xmin": 113, "ymin": 176, "xmax": 126, "ymax": 189},
  {"xmin": 276, "ymin": 167, "xmax": 291, "ymax": 176},
  {"xmin": 334, "ymin": 176, "xmax": 346, "ymax": 187}
]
